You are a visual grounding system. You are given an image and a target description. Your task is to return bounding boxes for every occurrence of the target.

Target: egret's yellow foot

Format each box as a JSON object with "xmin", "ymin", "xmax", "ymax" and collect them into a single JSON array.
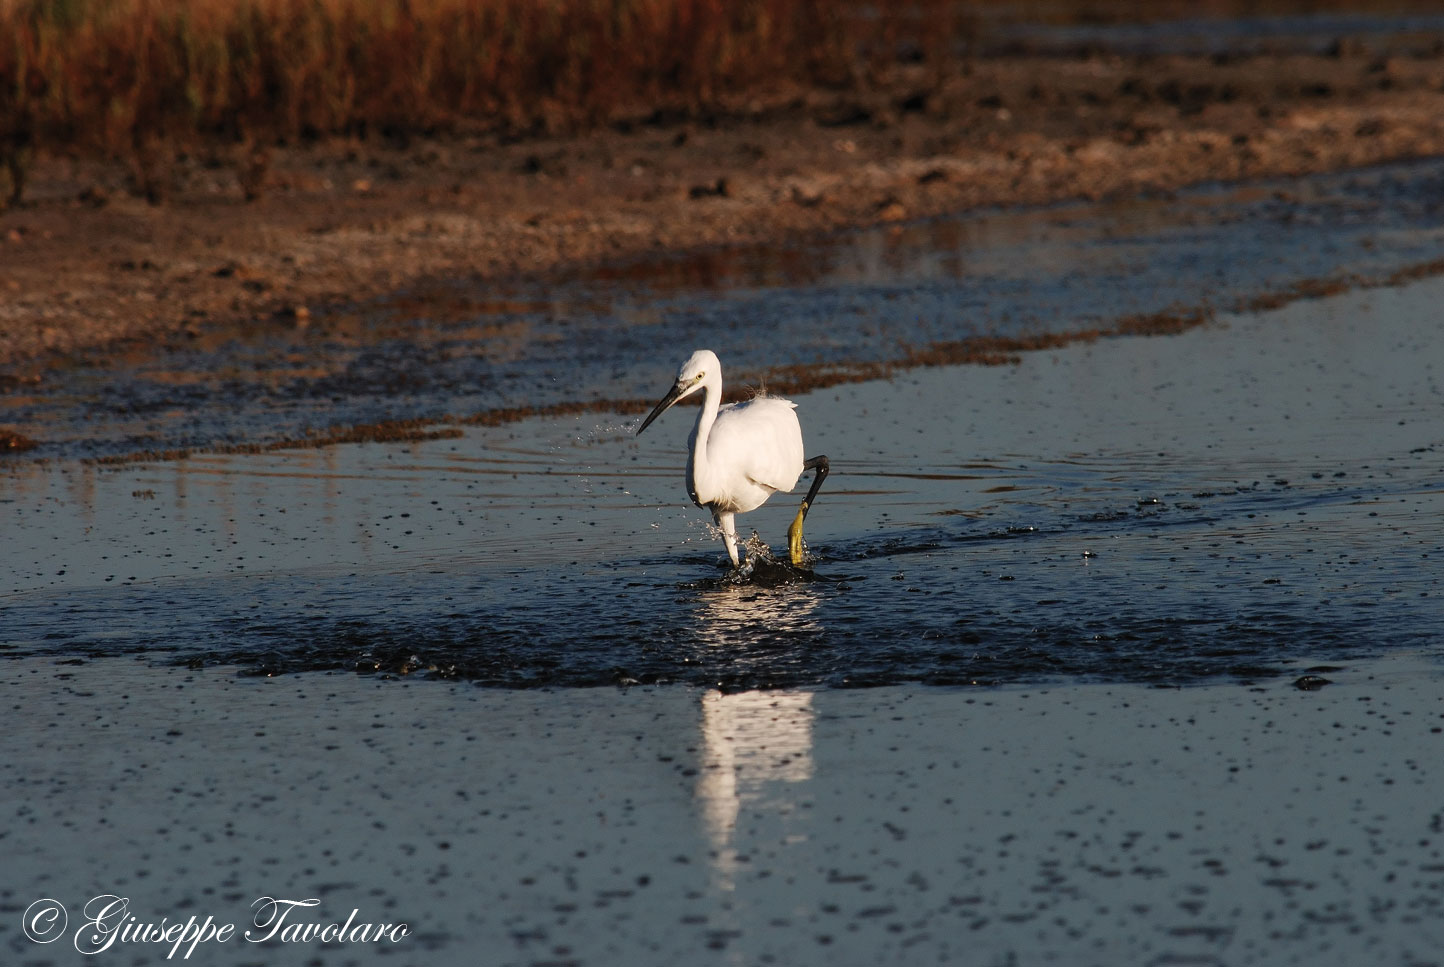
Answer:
[{"xmin": 788, "ymin": 502, "xmax": 809, "ymax": 566}]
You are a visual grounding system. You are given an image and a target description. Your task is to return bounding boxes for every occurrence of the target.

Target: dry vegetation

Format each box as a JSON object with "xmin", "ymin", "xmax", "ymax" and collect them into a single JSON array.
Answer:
[{"xmin": 0, "ymin": 0, "xmax": 960, "ymax": 207}]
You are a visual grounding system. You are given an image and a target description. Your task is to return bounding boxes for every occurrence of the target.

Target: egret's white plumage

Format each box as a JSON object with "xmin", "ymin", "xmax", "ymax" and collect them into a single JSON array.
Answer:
[{"xmin": 637, "ymin": 349, "xmax": 829, "ymax": 568}]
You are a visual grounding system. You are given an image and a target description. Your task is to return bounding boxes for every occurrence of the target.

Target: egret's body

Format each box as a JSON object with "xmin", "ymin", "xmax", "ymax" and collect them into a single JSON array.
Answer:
[{"xmin": 637, "ymin": 350, "xmax": 829, "ymax": 568}]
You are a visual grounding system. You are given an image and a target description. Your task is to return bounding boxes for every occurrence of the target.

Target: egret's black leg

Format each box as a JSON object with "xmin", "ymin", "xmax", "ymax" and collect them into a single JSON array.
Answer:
[
  {"xmin": 800, "ymin": 456, "xmax": 829, "ymax": 515},
  {"xmin": 788, "ymin": 455, "xmax": 830, "ymax": 565}
]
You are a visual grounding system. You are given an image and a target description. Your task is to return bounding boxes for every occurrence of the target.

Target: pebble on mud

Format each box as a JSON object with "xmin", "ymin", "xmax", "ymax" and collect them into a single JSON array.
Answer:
[
  {"xmin": 876, "ymin": 199, "xmax": 908, "ymax": 222},
  {"xmin": 276, "ymin": 304, "xmax": 311, "ymax": 327},
  {"xmin": 1, "ymin": 428, "xmax": 38, "ymax": 452}
]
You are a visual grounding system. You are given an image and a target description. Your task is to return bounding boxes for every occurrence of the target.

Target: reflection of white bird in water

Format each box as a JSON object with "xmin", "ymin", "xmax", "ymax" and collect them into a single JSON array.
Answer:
[{"xmin": 637, "ymin": 349, "xmax": 829, "ymax": 568}]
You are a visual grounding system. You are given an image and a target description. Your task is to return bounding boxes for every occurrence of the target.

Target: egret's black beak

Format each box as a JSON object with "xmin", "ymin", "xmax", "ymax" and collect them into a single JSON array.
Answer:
[{"xmin": 636, "ymin": 381, "xmax": 685, "ymax": 436}]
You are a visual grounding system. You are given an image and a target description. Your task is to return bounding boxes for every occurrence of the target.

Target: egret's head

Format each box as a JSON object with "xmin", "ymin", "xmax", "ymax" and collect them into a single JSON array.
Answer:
[{"xmin": 636, "ymin": 349, "xmax": 720, "ymax": 436}]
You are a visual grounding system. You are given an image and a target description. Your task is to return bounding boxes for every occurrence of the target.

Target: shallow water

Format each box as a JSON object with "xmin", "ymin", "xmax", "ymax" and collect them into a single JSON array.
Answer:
[
  {"xmin": 4, "ymin": 654, "xmax": 1442, "ymax": 966},
  {"xmin": 3, "ymin": 272, "xmax": 1440, "ymax": 687}
]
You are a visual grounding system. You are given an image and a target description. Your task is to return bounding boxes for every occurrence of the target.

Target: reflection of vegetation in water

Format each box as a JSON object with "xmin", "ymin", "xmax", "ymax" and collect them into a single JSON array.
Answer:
[{"xmin": 0, "ymin": 0, "xmax": 963, "ymax": 207}]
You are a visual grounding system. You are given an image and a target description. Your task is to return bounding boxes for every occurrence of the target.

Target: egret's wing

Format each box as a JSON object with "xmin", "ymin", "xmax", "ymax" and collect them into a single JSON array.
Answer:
[{"xmin": 711, "ymin": 397, "xmax": 805, "ymax": 494}]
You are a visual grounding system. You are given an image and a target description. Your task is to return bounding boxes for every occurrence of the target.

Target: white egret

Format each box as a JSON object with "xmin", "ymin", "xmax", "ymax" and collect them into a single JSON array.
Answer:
[{"xmin": 636, "ymin": 349, "xmax": 829, "ymax": 568}]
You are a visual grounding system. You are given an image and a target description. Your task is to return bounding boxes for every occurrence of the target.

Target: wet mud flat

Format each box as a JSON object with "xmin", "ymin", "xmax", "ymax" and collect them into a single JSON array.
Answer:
[
  {"xmin": 8, "ymin": 157, "xmax": 1444, "ymax": 463},
  {"xmin": 3, "ymin": 652, "xmax": 1442, "ymax": 966},
  {"xmin": 2, "ymin": 273, "xmax": 1440, "ymax": 686}
]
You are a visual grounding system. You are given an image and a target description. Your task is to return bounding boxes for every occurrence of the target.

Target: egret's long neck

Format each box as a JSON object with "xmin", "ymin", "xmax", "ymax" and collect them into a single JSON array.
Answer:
[{"xmin": 688, "ymin": 371, "xmax": 723, "ymax": 492}]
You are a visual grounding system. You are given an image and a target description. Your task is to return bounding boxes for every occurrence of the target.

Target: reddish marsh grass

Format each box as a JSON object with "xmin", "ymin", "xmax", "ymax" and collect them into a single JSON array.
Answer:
[{"xmin": 0, "ymin": 0, "xmax": 960, "ymax": 206}]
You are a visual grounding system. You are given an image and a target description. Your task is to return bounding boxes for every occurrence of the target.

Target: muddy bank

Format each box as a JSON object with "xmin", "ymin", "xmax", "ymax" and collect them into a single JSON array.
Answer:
[
  {"xmin": 6, "ymin": 38, "xmax": 1444, "ymax": 370},
  {"xmin": 6, "ymin": 151, "xmax": 1444, "ymax": 464}
]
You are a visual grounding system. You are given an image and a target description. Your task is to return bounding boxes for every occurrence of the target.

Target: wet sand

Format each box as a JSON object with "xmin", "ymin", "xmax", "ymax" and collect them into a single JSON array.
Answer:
[{"xmin": 3, "ymin": 652, "xmax": 1442, "ymax": 966}]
